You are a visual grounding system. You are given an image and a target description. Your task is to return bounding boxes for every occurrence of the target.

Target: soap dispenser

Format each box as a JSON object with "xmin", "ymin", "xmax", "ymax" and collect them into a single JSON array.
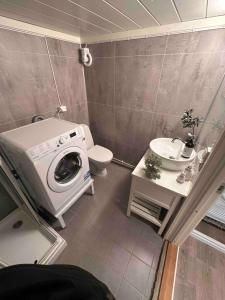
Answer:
[{"xmin": 182, "ymin": 133, "xmax": 195, "ymax": 158}]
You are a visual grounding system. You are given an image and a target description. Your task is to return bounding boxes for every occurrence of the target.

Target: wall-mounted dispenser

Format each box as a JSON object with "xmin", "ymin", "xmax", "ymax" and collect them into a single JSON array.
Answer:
[{"xmin": 80, "ymin": 47, "xmax": 92, "ymax": 67}]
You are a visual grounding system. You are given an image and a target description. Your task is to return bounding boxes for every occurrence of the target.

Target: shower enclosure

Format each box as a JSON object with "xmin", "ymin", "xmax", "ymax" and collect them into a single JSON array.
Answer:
[{"xmin": 194, "ymin": 69, "xmax": 225, "ymax": 244}]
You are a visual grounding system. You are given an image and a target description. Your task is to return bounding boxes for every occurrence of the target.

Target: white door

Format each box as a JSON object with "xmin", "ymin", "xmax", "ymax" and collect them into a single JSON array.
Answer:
[{"xmin": 47, "ymin": 147, "xmax": 85, "ymax": 193}]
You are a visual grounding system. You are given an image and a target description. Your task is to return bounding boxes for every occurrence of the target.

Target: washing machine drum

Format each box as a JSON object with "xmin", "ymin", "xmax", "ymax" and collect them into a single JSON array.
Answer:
[{"xmin": 47, "ymin": 147, "xmax": 85, "ymax": 193}]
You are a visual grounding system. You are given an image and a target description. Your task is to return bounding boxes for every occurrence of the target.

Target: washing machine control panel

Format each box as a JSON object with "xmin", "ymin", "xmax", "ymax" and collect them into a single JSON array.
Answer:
[
  {"xmin": 59, "ymin": 136, "xmax": 67, "ymax": 144},
  {"xmin": 28, "ymin": 127, "xmax": 82, "ymax": 160}
]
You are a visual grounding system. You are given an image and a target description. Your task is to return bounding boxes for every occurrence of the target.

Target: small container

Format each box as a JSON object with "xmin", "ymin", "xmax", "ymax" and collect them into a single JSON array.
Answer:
[
  {"xmin": 176, "ymin": 172, "xmax": 185, "ymax": 184},
  {"xmin": 184, "ymin": 165, "xmax": 193, "ymax": 181},
  {"xmin": 182, "ymin": 133, "xmax": 195, "ymax": 158}
]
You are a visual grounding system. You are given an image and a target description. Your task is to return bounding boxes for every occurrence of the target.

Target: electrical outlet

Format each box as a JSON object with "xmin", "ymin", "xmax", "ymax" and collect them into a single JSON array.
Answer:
[{"xmin": 57, "ymin": 105, "xmax": 67, "ymax": 113}]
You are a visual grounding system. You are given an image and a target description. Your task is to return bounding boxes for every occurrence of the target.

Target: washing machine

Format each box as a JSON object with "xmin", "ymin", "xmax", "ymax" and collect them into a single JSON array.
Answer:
[{"xmin": 0, "ymin": 118, "xmax": 94, "ymax": 228}]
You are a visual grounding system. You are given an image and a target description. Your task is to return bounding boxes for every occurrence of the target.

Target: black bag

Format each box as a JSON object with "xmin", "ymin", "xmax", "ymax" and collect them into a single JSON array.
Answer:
[{"xmin": 0, "ymin": 264, "xmax": 115, "ymax": 300}]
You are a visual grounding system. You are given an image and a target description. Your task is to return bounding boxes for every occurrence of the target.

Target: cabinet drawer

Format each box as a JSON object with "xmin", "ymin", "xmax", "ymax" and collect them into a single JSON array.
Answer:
[{"xmin": 133, "ymin": 176, "xmax": 174, "ymax": 209}]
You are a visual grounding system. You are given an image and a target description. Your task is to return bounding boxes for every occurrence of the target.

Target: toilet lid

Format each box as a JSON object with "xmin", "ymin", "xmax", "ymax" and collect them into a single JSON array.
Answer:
[{"xmin": 88, "ymin": 145, "xmax": 113, "ymax": 163}]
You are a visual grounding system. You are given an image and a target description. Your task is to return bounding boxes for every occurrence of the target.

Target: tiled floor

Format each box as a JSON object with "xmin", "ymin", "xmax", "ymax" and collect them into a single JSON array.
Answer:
[
  {"xmin": 174, "ymin": 236, "xmax": 225, "ymax": 300},
  {"xmin": 56, "ymin": 162, "xmax": 163, "ymax": 300}
]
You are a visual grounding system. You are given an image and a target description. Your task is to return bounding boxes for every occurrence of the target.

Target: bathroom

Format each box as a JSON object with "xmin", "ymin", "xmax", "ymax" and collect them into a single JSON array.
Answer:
[{"xmin": 0, "ymin": 1, "xmax": 225, "ymax": 300}]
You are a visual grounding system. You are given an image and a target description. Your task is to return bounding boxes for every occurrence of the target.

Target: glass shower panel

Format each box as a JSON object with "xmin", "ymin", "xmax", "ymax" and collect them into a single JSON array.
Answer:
[
  {"xmin": 197, "ymin": 77, "xmax": 225, "ymax": 148},
  {"xmin": 195, "ymin": 72, "xmax": 225, "ymax": 245}
]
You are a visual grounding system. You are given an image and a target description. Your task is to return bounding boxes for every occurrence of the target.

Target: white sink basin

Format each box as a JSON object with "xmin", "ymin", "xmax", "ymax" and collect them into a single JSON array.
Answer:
[{"xmin": 149, "ymin": 138, "xmax": 196, "ymax": 171}]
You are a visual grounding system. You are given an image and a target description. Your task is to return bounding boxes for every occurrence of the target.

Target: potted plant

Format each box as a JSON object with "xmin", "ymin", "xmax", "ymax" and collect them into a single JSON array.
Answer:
[
  {"xmin": 180, "ymin": 109, "xmax": 202, "ymax": 158},
  {"xmin": 181, "ymin": 109, "xmax": 200, "ymax": 138},
  {"xmin": 144, "ymin": 153, "xmax": 162, "ymax": 180}
]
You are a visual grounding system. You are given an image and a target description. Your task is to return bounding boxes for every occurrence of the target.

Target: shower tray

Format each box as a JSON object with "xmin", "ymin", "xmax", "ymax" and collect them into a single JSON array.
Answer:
[
  {"xmin": 0, "ymin": 156, "xmax": 66, "ymax": 268},
  {"xmin": 0, "ymin": 208, "xmax": 66, "ymax": 267}
]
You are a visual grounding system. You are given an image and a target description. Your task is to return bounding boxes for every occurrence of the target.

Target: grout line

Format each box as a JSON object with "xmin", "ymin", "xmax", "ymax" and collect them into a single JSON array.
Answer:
[
  {"xmin": 153, "ymin": 35, "xmax": 169, "ymax": 112},
  {"xmin": 115, "ymin": 252, "xmax": 133, "ymax": 298},
  {"xmin": 113, "ymin": 41, "xmax": 116, "ymax": 144},
  {"xmin": 91, "ymin": 49, "xmax": 225, "ymax": 59},
  {"xmin": 4, "ymin": 50, "xmax": 80, "ymax": 59},
  {"xmin": 48, "ymin": 54, "xmax": 79, "ymax": 59},
  {"xmin": 81, "ymin": 57, "xmax": 90, "ymax": 125},
  {"xmin": 2, "ymin": 49, "xmax": 48, "ymax": 56},
  {"xmin": 87, "ymin": 100, "xmax": 183, "ymax": 118},
  {"xmin": 44, "ymin": 36, "xmax": 62, "ymax": 106},
  {"xmin": 0, "ymin": 111, "xmax": 57, "ymax": 129}
]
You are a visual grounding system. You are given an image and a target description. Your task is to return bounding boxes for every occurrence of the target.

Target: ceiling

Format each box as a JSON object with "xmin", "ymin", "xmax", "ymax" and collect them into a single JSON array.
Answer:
[{"xmin": 0, "ymin": 0, "xmax": 225, "ymax": 41}]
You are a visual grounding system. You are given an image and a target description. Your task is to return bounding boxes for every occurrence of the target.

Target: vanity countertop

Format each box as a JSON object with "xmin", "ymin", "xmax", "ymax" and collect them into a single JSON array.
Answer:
[{"xmin": 132, "ymin": 150, "xmax": 192, "ymax": 197}]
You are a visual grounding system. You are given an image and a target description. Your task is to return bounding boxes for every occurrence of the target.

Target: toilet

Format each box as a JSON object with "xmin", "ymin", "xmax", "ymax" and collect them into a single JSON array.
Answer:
[{"xmin": 81, "ymin": 124, "xmax": 113, "ymax": 176}]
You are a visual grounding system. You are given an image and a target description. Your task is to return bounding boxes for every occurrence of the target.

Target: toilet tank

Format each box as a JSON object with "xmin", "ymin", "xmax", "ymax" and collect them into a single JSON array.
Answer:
[{"xmin": 81, "ymin": 124, "xmax": 94, "ymax": 150}]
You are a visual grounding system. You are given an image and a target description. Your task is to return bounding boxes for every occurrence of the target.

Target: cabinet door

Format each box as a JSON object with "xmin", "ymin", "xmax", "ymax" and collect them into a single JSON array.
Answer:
[{"xmin": 133, "ymin": 176, "xmax": 175, "ymax": 209}]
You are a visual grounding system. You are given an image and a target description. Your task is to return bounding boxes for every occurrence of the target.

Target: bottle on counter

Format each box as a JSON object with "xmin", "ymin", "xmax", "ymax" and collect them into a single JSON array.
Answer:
[
  {"xmin": 182, "ymin": 133, "xmax": 195, "ymax": 159},
  {"xmin": 184, "ymin": 165, "xmax": 193, "ymax": 181},
  {"xmin": 176, "ymin": 172, "xmax": 185, "ymax": 183}
]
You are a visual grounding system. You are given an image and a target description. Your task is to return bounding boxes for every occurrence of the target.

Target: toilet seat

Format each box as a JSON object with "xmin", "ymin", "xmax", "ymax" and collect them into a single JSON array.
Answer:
[{"xmin": 88, "ymin": 145, "xmax": 113, "ymax": 163}]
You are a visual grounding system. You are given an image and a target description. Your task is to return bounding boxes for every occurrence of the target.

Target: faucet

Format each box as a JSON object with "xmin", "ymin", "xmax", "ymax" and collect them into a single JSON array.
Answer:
[
  {"xmin": 171, "ymin": 137, "xmax": 185, "ymax": 159},
  {"xmin": 171, "ymin": 137, "xmax": 183, "ymax": 143}
]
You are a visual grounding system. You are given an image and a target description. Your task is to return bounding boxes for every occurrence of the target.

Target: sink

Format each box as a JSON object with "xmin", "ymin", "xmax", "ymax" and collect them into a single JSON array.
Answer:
[{"xmin": 149, "ymin": 138, "xmax": 196, "ymax": 171}]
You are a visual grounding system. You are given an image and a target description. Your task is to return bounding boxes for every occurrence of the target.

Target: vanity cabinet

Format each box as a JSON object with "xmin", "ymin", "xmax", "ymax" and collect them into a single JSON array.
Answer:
[{"xmin": 127, "ymin": 150, "xmax": 192, "ymax": 235}]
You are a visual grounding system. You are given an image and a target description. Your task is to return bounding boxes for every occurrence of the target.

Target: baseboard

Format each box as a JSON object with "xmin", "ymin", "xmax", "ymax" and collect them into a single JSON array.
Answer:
[
  {"xmin": 152, "ymin": 241, "xmax": 179, "ymax": 300},
  {"xmin": 158, "ymin": 242, "xmax": 178, "ymax": 300},
  {"xmin": 112, "ymin": 158, "xmax": 135, "ymax": 170}
]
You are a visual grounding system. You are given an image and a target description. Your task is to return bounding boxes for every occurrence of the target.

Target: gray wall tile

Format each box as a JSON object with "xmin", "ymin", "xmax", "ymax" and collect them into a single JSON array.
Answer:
[
  {"xmin": 86, "ymin": 30, "xmax": 225, "ymax": 165},
  {"xmin": 114, "ymin": 141, "xmax": 147, "ymax": 165},
  {"xmin": 50, "ymin": 55, "xmax": 87, "ymax": 106},
  {"xmin": 166, "ymin": 29, "xmax": 225, "ymax": 54},
  {"xmin": 0, "ymin": 51, "xmax": 58, "ymax": 123},
  {"xmin": 150, "ymin": 113, "xmax": 186, "ymax": 140},
  {"xmin": 85, "ymin": 58, "xmax": 114, "ymax": 105},
  {"xmin": 88, "ymin": 102, "xmax": 115, "ymax": 142},
  {"xmin": 115, "ymin": 55, "xmax": 163, "ymax": 110},
  {"xmin": 62, "ymin": 103, "xmax": 89, "ymax": 125},
  {"xmin": 156, "ymin": 53, "xmax": 225, "ymax": 118},
  {"xmin": 0, "ymin": 29, "xmax": 88, "ymax": 133},
  {"xmin": 0, "ymin": 112, "xmax": 56, "ymax": 133},
  {"xmin": 115, "ymin": 36, "xmax": 167, "ymax": 56},
  {"xmin": 201, "ymin": 75, "xmax": 225, "ymax": 127},
  {"xmin": 46, "ymin": 37, "xmax": 80, "ymax": 58},
  {"xmin": 88, "ymin": 42, "xmax": 115, "ymax": 58},
  {"xmin": 115, "ymin": 108, "xmax": 153, "ymax": 147},
  {"xmin": 0, "ymin": 28, "xmax": 47, "ymax": 54}
]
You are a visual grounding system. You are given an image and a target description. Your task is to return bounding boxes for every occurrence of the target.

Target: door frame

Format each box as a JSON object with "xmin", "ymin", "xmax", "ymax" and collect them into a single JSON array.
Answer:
[{"xmin": 164, "ymin": 128, "xmax": 225, "ymax": 245}]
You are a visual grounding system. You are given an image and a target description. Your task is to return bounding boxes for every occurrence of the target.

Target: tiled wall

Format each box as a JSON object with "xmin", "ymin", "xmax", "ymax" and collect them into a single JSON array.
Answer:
[
  {"xmin": 0, "ymin": 28, "xmax": 89, "ymax": 133},
  {"xmin": 85, "ymin": 29, "xmax": 225, "ymax": 164}
]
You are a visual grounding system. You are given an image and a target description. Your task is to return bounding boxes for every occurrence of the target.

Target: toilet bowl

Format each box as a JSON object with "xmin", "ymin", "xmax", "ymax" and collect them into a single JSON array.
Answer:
[{"xmin": 81, "ymin": 124, "xmax": 113, "ymax": 176}]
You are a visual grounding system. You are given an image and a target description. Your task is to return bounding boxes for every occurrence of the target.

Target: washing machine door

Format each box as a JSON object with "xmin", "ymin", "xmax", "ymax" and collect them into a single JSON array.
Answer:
[{"xmin": 47, "ymin": 146, "xmax": 85, "ymax": 193}]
